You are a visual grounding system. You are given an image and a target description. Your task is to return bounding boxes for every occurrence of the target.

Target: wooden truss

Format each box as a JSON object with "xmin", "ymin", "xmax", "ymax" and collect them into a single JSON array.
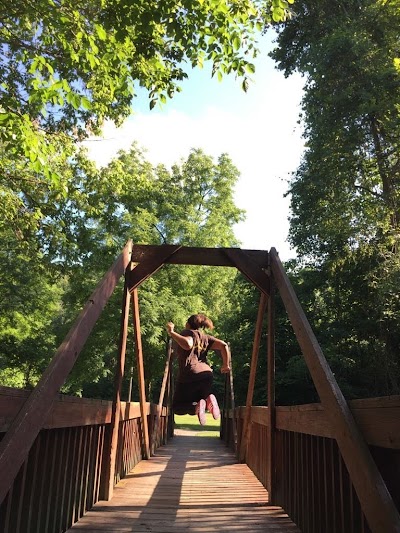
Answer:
[{"xmin": 0, "ymin": 242, "xmax": 399, "ymax": 533}]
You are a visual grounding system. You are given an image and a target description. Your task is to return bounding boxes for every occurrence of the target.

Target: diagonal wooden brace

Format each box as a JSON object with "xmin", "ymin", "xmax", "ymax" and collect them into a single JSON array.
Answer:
[
  {"xmin": 127, "ymin": 244, "xmax": 182, "ymax": 293},
  {"xmin": 223, "ymin": 248, "xmax": 270, "ymax": 296}
]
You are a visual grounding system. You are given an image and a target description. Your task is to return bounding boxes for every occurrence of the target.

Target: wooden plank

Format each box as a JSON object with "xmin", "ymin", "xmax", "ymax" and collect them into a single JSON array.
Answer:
[
  {"xmin": 270, "ymin": 247, "xmax": 400, "ymax": 533},
  {"xmin": 239, "ymin": 292, "xmax": 268, "ymax": 462},
  {"xmin": 131, "ymin": 244, "xmax": 269, "ymax": 268},
  {"xmin": 0, "ymin": 397, "xmax": 149, "ymax": 432},
  {"xmin": 223, "ymin": 248, "xmax": 270, "ymax": 295},
  {"xmin": 0, "ymin": 240, "xmax": 133, "ymax": 507},
  {"xmin": 66, "ymin": 434, "xmax": 301, "ymax": 533},
  {"xmin": 239, "ymin": 403, "xmax": 400, "ymax": 449},
  {"xmin": 1, "ymin": 385, "xmax": 398, "ymax": 447},
  {"xmin": 131, "ymin": 289, "xmax": 150, "ymax": 460},
  {"xmin": 127, "ymin": 245, "xmax": 182, "ymax": 293}
]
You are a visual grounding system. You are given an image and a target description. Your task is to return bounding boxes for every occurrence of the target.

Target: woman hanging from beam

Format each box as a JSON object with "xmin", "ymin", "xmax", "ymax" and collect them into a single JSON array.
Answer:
[{"xmin": 166, "ymin": 314, "xmax": 231, "ymax": 425}]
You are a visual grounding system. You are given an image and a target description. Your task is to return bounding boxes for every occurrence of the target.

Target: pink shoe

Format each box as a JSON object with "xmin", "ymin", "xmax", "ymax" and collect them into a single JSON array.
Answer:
[
  {"xmin": 205, "ymin": 394, "xmax": 220, "ymax": 420},
  {"xmin": 196, "ymin": 399, "xmax": 206, "ymax": 426}
]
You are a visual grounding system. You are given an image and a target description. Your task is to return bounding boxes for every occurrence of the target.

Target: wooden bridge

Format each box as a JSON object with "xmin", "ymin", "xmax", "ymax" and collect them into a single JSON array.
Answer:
[{"xmin": 0, "ymin": 243, "xmax": 400, "ymax": 533}]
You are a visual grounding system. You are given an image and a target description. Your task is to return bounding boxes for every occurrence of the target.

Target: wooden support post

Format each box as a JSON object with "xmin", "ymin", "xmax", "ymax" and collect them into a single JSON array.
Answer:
[
  {"xmin": 167, "ymin": 361, "xmax": 174, "ymax": 439},
  {"xmin": 222, "ymin": 372, "xmax": 229, "ymax": 444},
  {"xmin": 151, "ymin": 340, "xmax": 173, "ymax": 455},
  {"xmin": 228, "ymin": 348, "xmax": 238, "ymax": 456},
  {"xmin": 131, "ymin": 288, "xmax": 150, "ymax": 460},
  {"xmin": 239, "ymin": 292, "xmax": 268, "ymax": 462},
  {"xmin": 267, "ymin": 275, "xmax": 276, "ymax": 501},
  {"xmin": 101, "ymin": 278, "xmax": 131, "ymax": 501},
  {"xmin": 270, "ymin": 247, "xmax": 400, "ymax": 533},
  {"xmin": 0, "ymin": 240, "xmax": 132, "ymax": 506}
]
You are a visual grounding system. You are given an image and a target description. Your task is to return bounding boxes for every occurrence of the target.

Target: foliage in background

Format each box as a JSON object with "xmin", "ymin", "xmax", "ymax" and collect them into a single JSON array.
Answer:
[
  {"xmin": 0, "ymin": 0, "xmax": 293, "ymax": 184},
  {"xmin": 0, "ymin": 144, "xmax": 245, "ymax": 398},
  {"xmin": 270, "ymin": 0, "xmax": 400, "ymax": 397},
  {"xmin": 4, "ymin": 0, "xmax": 400, "ymax": 408}
]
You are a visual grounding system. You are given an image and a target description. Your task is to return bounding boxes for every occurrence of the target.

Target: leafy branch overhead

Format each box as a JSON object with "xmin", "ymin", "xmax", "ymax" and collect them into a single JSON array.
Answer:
[{"xmin": 0, "ymin": 0, "xmax": 294, "ymax": 181}]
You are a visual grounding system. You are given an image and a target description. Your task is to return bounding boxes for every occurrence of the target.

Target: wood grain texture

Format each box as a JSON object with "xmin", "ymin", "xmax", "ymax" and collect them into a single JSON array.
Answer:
[
  {"xmin": 66, "ymin": 433, "xmax": 301, "ymax": 532},
  {"xmin": 130, "ymin": 245, "xmax": 269, "ymax": 268}
]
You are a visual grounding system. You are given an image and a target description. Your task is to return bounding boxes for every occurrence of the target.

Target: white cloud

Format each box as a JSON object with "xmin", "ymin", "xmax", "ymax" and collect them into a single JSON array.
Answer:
[{"xmin": 83, "ymin": 57, "xmax": 304, "ymax": 261}]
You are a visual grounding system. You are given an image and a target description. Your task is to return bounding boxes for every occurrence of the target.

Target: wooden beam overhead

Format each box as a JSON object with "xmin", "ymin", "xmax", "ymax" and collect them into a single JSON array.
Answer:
[{"xmin": 131, "ymin": 244, "xmax": 268, "ymax": 269}]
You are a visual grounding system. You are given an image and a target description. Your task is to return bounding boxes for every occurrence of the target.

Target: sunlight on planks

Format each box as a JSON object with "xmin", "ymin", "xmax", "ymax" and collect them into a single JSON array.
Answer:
[{"xmin": 67, "ymin": 432, "xmax": 300, "ymax": 532}]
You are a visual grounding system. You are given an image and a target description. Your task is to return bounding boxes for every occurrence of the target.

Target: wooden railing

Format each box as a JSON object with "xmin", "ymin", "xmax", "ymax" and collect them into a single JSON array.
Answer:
[
  {"xmin": 221, "ymin": 396, "xmax": 400, "ymax": 533},
  {"xmin": 0, "ymin": 387, "xmax": 172, "ymax": 533}
]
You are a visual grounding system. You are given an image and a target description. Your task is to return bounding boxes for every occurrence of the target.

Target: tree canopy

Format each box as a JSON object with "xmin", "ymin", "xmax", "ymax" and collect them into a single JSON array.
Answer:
[
  {"xmin": 270, "ymin": 0, "xmax": 400, "ymax": 397},
  {"xmin": 0, "ymin": 0, "xmax": 294, "ymax": 183}
]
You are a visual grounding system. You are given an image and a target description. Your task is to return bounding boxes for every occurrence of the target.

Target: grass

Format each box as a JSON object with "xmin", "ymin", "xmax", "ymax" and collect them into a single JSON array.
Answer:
[{"xmin": 174, "ymin": 413, "xmax": 221, "ymax": 437}]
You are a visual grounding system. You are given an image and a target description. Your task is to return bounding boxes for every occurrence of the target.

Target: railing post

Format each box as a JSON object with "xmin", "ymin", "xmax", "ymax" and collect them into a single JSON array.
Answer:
[
  {"xmin": 131, "ymin": 288, "xmax": 150, "ymax": 460},
  {"xmin": 267, "ymin": 275, "xmax": 276, "ymax": 502},
  {"xmin": 150, "ymin": 339, "xmax": 173, "ymax": 455},
  {"xmin": 100, "ymin": 276, "xmax": 131, "ymax": 501},
  {"xmin": 228, "ymin": 346, "xmax": 238, "ymax": 456},
  {"xmin": 239, "ymin": 292, "xmax": 268, "ymax": 462}
]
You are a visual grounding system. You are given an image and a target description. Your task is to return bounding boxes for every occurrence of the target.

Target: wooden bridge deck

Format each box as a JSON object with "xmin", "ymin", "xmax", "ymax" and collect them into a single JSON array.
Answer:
[{"xmin": 67, "ymin": 431, "xmax": 301, "ymax": 533}]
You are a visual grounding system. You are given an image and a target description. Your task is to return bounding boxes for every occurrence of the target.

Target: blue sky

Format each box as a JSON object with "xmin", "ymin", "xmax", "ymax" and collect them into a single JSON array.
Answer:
[{"xmin": 85, "ymin": 32, "xmax": 305, "ymax": 260}]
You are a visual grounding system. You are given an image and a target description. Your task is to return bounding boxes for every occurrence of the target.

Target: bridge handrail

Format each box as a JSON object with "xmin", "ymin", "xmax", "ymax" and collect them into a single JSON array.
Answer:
[
  {"xmin": 0, "ymin": 390, "xmax": 171, "ymax": 533},
  {"xmin": 222, "ymin": 397, "xmax": 400, "ymax": 533},
  {"xmin": 224, "ymin": 395, "xmax": 400, "ymax": 449},
  {"xmin": 0, "ymin": 386, "xmax": 168, "ymax": 432},
  {"xmin": 269, "ymin": 248, "xmax": 400, "ymax": 532},
  {"xmin": 0, "ymin": 241, "xmax": 133, "ymax": 506}
]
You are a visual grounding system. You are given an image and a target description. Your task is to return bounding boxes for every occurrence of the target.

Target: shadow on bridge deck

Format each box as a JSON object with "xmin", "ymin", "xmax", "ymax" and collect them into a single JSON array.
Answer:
[{"xmin": 66, "ymin": 431, "xmax": 300, "ymax": 532}]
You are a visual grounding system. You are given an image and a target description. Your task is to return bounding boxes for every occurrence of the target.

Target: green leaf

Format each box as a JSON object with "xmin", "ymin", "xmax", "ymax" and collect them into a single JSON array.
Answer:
[
  {"xmin": 245, "ymin": 63, "xmax": 255, "ymax": 74},
  {"xmin": 95, "ymin": 24, "xmax": 107, "ymax": 41},
  {"xmin": 81, "ymin": 96, "xmax": 92, "ymax": 110},
  {"xmin": 233, "ymin": 36, "xmax": 241, "ymax": 51}
]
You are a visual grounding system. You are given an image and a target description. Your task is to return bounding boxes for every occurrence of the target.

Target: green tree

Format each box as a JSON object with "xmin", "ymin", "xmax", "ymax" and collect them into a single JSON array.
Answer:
[
  {"xmin": 0, "ymin": 0, "xmax": 293, "ymax": 183},
  {"xmin": 269, "ymin": 0, "xmax": 400, "ymax": 397},
  {"xmin": 0, "ymin": 226, "xmax": 64, "ymax": 388},
  {"xmin": 272, "ymin": 0, "xmax": 400, "ymax": 259},
  {"xmin": 57, "ymin": 146, "xmax": 245, "ymax": 398}
]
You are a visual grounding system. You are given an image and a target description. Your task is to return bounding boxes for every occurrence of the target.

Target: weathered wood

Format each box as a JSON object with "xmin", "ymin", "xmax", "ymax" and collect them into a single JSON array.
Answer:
[
  {"xmin": 225, "ymin": 400, "xmax": 400, "ymax": 449},
  {"xmin": 223, "ymin": 248, "xmax": 270, "ymax": 295},
  {"xmin": 270, "ymin": 247, "xmax": 400, "ymax": 533},
  {"xmin": 228, "ymin": 344, "xmax": 238, "ymax": 456},
  {"xmin": 131, "ymin": 289, "xmax": 150, "ymax": 460},
  {"xmin": 239, "ymin": 292, "xmax": 268, "ymax": 462},
  {"xmin": 102, "ymin": 279, "xmax": 131, "ymax": 501},
  {"xmin": 267, "ymin": 276, "xmax": 276, "ymax": 499},
  {"xmin": 0, "ymin": 240, "xmax": 133, "ymax": 506},
  {"xmin": 0, "ymin": 395, "xmax": 154, "ymax": 432},
  {"xmin": 127, "ymin": 245, "xmax": 182, "ymax": 293},
  {"xmin": 131, "ymin": 244, "xmax": 269, "ymax": 268},
  {"xmin": 150, "ymin": 340, "xmax": 172, "ymax": 455},
  {"xmin": 66, "ymin": 434, "xmax": 301, "ymax": 533}
]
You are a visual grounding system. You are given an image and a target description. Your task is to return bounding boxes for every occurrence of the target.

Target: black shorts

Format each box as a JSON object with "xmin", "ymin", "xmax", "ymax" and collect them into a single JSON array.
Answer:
[{"xmin": 173, "ymin": 372, "xmax": 213, "ymax": 415}]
